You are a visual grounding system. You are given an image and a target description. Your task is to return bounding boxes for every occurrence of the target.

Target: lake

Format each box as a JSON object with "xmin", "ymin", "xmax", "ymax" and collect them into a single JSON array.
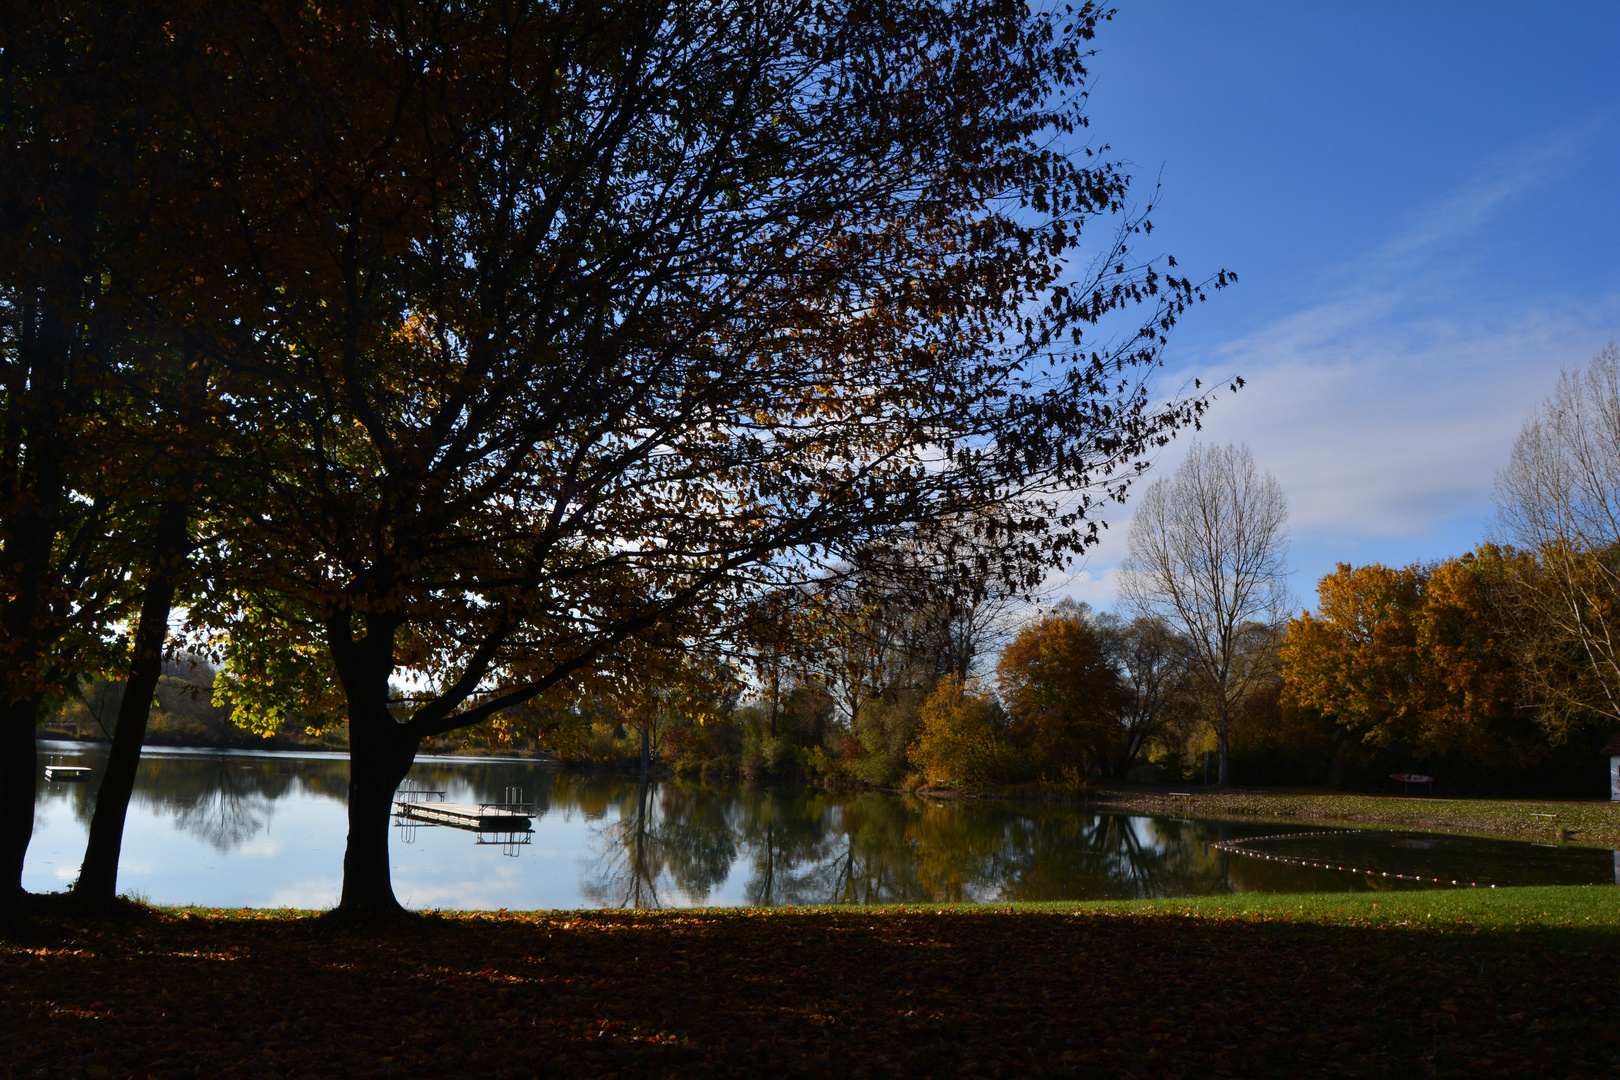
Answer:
[{"xmin": 27, "ymin": 740, "xmax": 1620, "ymax": 910}]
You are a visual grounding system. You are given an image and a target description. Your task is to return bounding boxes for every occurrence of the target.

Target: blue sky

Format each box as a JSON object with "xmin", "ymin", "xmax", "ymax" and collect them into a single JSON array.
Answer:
[{"xmin": 1057, "ymin": 1, "xmax": 1620, "ymax": 615}]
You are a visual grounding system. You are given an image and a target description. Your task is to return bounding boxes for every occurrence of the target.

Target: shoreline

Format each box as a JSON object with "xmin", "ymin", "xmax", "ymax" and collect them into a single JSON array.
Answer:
[
  {"xmin": 1079, "ymin": 784, "xmax": 1620, "ymax": 849},
  {"xmin": 37, "ymin": 735, "xmax": 1620, "ymax": 849}
]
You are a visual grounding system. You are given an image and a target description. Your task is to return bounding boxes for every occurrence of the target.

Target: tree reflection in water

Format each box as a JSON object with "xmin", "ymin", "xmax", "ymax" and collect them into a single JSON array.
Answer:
[
  {"xmin": 137, "ymin": 754, "xmax": 347, "ymax": 852},
  {"xmin": 46, "ymin": 745, "xmax": 351, "ymax": 853},
  {"xmin": 580, "ymin": 778, "xmax": 737, "ymax": 909},
  {"xmin": 792, "ymin": 794, "xmax": 932, "ymax": 905},
  {"xmin": 45, "ymin": 744, "xmax": 1578, "ymax": 910},
  {"xmin": 737, "ymin": 789, "xmax": 861, "ymax": 906},
  {"xmin": 741, "ymin": 798, "xmax": 1236, "ymax": 906},
  {"xmin": 983, "ymin": 811, "xmax": 1232, "ymax": 900}
]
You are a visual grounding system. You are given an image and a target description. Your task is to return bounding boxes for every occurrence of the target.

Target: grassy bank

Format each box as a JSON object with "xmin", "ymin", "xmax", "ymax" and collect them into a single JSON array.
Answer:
[
  {"xmin": 4, "ymin": 886, "xmax": 1616, "ymax": 1078},
  {"xmin": 1064, "ymin": 882, "xmax": 1620, "ymax": 930},
  {"xmin": 1084, "ymin": 784, "xmax": 1620, "ymax": 848}
]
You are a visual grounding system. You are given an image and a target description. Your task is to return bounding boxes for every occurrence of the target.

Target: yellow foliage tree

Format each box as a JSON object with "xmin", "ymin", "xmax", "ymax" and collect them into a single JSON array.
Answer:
[{"xmin": 907, "ymin": 676, "xmax": 1008, "ymax": 788}]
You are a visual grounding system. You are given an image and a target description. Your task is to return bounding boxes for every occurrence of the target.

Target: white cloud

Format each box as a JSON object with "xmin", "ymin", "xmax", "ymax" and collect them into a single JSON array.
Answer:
[
  {"xmin": 1367, "ymin": 115, "xmax": 1600, "ymax": 272},
  {"xmin": 1055, "ymin": 120, "xmax": 1620, "ymax": 610},
  {"xmin": 1196, "ymin": 293, "xmax": 1620, "ymax": 539}
]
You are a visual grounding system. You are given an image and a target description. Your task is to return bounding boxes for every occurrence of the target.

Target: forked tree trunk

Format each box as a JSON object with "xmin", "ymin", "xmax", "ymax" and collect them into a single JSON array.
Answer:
[
  {"xmin": 330, "ymin": 617, "xmax": 417, "ymax": 918},
  {"xmin": 75, "ymin": 500, "xmax": 189, "ymax": 903},
  {"xmin": 337, "ymin": 720, "xmax": 418, "ymax": 917}
]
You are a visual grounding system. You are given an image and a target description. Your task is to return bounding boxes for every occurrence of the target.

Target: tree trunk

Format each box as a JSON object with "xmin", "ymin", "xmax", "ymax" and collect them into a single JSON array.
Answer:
[
  {"xmin": 329, "ymin": 615, "xmax": 416, "ymax": 919},
  {"xmin": 336, "ymin": 718, "xmax": 417, "ymax": 918},
  {"xmin": 0, "ymin": 303, "xmax": 73, "ymax": 919},
  {"xmin": 639, "ymin": 724, "xmax": 650, "ymax": 776},
  {"xmin": 768, "ymin": 654, "xmax": 780, "ymax": 738},
  {"xmin": 74, "ymin": 500, "xmax": 189, "ymax": 904},
  {"xmin": 0, "ymin": 457, "xmax": 62, "ymax": 917},
  {"xmin": 0, "ymin": 694, "xmax": 43, "ymax": 917},
  {"xmin": 1216, "ymin": 704, "xmax": 1231, "ymax": 786}
]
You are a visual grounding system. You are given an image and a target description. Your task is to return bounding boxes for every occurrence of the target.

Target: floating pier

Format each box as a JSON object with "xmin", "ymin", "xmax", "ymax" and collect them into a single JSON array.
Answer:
[
  {"xmin": 393, "ymin": 782, "xmax": 533, "ymax": 832},
  {"xmin": 393, "ymin": 800, "xmax": 533, "ymax": 831},
  {"xmin": 43, "ymin": 765, "xmax": 91, "ymax": 781}
]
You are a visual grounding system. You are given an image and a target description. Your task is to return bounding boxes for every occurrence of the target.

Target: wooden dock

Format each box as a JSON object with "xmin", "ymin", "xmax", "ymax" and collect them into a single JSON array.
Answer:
[
  {"xmin": 393, "ymin": 800, "xmax": 532, "ymax": 831},
  {"xmin": 43, "ymin": 765, "xmax": 91, "ymax": 781}
]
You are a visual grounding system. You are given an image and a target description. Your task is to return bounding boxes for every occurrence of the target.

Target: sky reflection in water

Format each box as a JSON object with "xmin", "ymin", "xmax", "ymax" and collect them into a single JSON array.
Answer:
[{"xmin": 27, "ymin": 741, "xmax": 1619, "ymax": 910}]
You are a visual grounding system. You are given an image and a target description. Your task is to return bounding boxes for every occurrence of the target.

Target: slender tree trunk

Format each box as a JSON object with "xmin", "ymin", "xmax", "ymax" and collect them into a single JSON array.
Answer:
[
  {"xmin": 0, "ymin": 410, "xmax": 63, "ymax": 916},
  {"xmin": 1216, "ymin": 702, "xmax": 1231, "ymax": 786},
  {"xmin": 0, "ymin": 693, "xmax": 43, "ymax": 916},
  {"xmin": 639, "ymin": 724, "xmax": 650, "ymax": 776},
  {"xmin": 74, "ymin": 500, "xmax": 189, "ymax": 903},
  {"xmin": 768, "ymin": 651, "xmax": 780, "ymax": 738}
]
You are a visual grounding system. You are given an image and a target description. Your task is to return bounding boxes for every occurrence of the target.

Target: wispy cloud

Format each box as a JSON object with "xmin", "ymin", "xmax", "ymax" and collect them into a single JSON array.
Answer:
[
  {"xmin": 1200, "ymin": 293, "xmax": 1620, "ymax": 539},
  {"xmin": 1368, "ymin": 115, "xmax": 1603, "ymax": 272},
  {"xmin": 1059, "ymin": 117, "xmax": 1619, "ymax": 608}
]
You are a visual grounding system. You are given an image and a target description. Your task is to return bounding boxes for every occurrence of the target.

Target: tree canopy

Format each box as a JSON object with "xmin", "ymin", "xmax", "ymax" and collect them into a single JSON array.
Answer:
[{"xmin": 2, "ymin": 0, "xmax": 1228, "ymax": 916}]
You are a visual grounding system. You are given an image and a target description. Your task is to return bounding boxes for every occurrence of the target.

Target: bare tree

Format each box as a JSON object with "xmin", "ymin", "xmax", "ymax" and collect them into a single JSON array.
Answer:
[
  {"xmin": 1094, "ymin": 612, "xmax": 1189, "ymax": 778},
  {"xmin": 1493, "ymin": 343, "xmax": 1620, "ymax": 737},
  {"xmin": 1119, "ymin": 442, "xmax": 1289, "ymax": 784}
]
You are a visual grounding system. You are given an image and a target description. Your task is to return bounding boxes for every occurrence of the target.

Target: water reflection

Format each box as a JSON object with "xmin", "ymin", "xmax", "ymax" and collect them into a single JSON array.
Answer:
[
  {"xmin": 581, "ymin": 779, "xmax": 739, "ymax": 908},
  {"xmin": 25, "ymin": 740, "xmax": 1620, "ymax": 910}
]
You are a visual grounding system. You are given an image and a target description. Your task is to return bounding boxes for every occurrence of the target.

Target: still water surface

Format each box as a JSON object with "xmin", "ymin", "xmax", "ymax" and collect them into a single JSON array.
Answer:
[{"xmin": 27, "ymin": 741, "xmax": 1619, "ymax": 910}]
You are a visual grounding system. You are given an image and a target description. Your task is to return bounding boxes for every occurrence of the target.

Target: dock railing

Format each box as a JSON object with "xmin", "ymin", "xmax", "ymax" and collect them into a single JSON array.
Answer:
[
  {"xmin": 396, "ymin": 779, "xmax": 448, "ymax": 804},
  {"xmin": 478, "ymin": 786, "xmax": 534, "ymax": 816},
  {"xmin": 475, "ymin": 829, "xmax": 532, "ymax": 857}
]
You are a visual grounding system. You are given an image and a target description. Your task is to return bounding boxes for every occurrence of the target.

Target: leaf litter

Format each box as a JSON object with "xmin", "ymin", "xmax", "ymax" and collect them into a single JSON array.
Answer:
[{"xmin": 2, "ymin": 901, "xmax": 1615, "ymax": 1078}]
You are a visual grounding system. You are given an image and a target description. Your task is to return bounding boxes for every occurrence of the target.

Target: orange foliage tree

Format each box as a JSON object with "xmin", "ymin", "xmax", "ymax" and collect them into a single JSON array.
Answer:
[
  {"xmin": 995, "ymin": 611, "xmax": 1124, "ymax": 777},
  {"xmin": 1280, "ymin": 552, "xmax": 1546, "ymax": 773}
]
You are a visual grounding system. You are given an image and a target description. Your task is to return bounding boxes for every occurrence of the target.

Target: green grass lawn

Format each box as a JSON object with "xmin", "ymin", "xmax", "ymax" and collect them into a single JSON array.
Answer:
[
  {"xmin": 776, "ymin": 882, "xmax": 1620, "ymax": 934},
  {"xmin": 5, "ymin": 884, "xmax": 1617, "ymax": 1078}
]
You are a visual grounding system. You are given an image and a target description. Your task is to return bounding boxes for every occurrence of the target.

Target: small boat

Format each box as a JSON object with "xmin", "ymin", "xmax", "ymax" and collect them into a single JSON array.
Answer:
[{"xmin": 43, "ymin": 764, "xmax": 91, "ymax": 781}]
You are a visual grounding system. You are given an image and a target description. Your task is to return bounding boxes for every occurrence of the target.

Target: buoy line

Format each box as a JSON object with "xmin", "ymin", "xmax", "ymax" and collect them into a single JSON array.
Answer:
[{"xmin": 1212, "ymin": 831, "xmax": 1494, "ymax": 888}]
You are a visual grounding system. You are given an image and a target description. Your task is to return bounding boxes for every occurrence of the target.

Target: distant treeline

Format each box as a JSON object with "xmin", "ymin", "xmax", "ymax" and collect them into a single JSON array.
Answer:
[
  {"xmin": 484, "ymin": 546, "xmax": 1616, "ymax": 801},
  {"xmin": 47, "ymin": 541, "xmax": 1616, "ymax": 800},
  {"xmin": 42, "ymin": 657, "xmax": 347, "ymax": 752}
]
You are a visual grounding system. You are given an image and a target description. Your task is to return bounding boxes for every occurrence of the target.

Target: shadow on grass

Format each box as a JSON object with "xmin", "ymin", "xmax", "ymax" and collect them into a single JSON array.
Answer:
[{"xmin": 3, "ymin": 891, "xmax": 1617, "ymax": 1078}]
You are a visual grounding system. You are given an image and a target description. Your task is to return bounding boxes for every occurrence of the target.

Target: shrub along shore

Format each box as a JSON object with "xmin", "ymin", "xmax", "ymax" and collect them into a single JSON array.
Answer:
[{"xmin": 3, "ymin": 887, "xmax": 1616, "ymax": 1078}]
